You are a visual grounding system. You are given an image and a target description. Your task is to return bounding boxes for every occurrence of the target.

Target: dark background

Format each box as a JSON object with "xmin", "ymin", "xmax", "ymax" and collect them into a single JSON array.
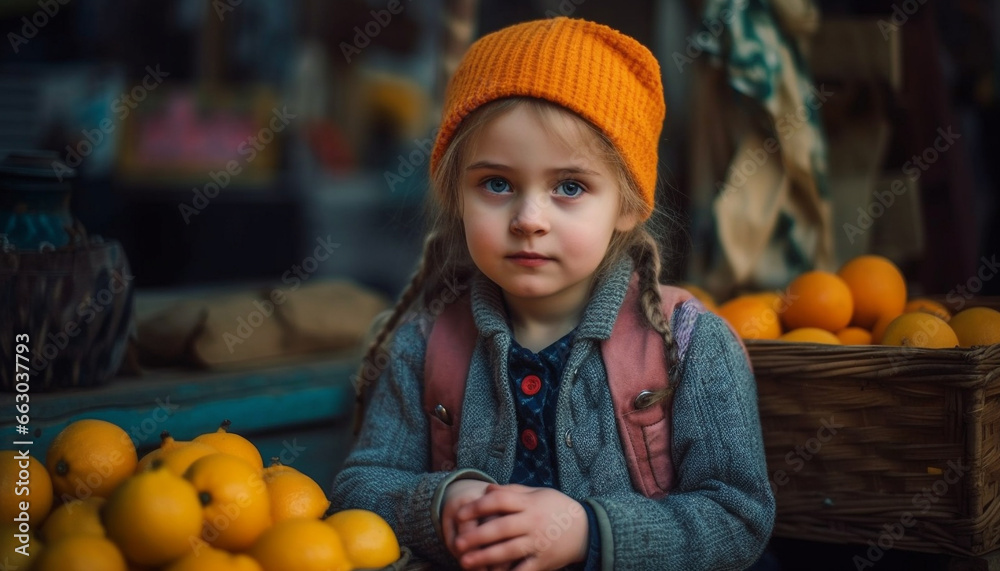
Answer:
[{"xmin": 2, "ymin": 0, "xmax": 996, "ymax": 301}]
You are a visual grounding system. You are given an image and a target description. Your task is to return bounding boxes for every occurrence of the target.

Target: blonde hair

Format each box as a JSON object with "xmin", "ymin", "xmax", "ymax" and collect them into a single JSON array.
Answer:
[{"xmin": 353, "ymin": 97, "xmax": 683, "ymax": 431}]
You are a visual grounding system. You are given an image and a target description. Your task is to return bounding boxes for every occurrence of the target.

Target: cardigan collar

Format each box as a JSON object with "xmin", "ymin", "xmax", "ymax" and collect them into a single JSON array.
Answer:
[{"xmin": 469, "ymin": 255, "xmax": 634, "ymax": 341}]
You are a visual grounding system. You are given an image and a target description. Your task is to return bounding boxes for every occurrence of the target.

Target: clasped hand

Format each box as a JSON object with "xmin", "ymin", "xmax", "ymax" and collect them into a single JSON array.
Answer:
[{"xmin": 441, "ymin": 481, "xmax": 589, "ymax": 571}]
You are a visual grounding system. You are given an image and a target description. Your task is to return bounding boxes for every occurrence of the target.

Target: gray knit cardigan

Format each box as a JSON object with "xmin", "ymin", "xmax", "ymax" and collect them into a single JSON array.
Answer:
[{"xmin": 331, "ymin": 256, "xmax": 775, "ymax": 570}]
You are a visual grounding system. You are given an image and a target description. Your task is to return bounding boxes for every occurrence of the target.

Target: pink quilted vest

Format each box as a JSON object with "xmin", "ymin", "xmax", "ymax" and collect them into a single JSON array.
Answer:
[{"xmin": 422, "ymin": 276, "xmax": 696, "ymax": 499}]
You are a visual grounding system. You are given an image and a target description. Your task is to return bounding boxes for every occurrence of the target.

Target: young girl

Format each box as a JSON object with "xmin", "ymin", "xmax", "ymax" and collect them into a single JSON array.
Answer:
[{"xmin": 331, "ymin": 16, "xmax": 774, "ymax": 571}]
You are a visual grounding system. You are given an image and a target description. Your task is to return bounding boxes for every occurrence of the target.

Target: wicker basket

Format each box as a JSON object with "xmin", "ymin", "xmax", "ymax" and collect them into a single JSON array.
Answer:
[
  {"xmin": 0, "ymin": 238, "xmax": 135, "ymax": 391},
  {"xmin": 748, "ymin": 322, "xmax": 1000, "ymax": 557}
]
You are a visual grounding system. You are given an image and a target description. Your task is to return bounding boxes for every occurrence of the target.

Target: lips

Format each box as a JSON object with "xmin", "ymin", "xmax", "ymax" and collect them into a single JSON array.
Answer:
[
  {"xmin": 506, "ymin": 251, "xmax": 553, "ymax": 267},
  {"xmin": 507, "ymin": 251, "xmax": 551, "ymax": 260}
]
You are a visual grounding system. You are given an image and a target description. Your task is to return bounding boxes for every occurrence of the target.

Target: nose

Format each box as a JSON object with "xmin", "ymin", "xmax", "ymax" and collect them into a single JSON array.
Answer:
[{"xmin": 510, "ymin": 194, "xmax": 549, "ymax": 235}]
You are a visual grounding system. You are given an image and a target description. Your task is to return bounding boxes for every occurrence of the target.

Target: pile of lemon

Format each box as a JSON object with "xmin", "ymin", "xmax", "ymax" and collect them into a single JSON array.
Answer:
[
  {"xmin": 687, "ymin": 254, "xmax": 1000, "ymax": 348},
  {"xmin": 0, "ymin": 419, "xmax": 400, "ymax": 571}
]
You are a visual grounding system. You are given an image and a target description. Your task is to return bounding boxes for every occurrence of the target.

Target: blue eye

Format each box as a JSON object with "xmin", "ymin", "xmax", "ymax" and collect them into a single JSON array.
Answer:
[
  {"xmin": 484, "ymin": 178, "xmax": 511, "ymax": 194},
  {"xmin": 557, "ymin": 181, "xmax": 584, "ymax": 197}
]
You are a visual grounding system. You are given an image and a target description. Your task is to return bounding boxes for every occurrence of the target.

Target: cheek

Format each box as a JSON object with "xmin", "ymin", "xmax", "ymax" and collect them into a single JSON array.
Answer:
[
  {"xmin": 464, "ymin": 210, "xmax": 504, "ymax": 256},
  {"xmin": 560, "ymin": 217, "xmax": 615, "ymax": 258}
]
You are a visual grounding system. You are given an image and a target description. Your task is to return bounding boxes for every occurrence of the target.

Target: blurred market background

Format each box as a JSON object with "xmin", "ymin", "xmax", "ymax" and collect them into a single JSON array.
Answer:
[{"xmin": 1, "ymin": 0, "xmax": 996, "ymax": 298}]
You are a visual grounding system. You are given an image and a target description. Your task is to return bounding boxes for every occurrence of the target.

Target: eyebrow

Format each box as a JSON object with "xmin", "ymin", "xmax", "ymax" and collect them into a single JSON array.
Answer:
[{"xmin": 465, "ymin": 161, "xmax": 601, "ymax": 177}]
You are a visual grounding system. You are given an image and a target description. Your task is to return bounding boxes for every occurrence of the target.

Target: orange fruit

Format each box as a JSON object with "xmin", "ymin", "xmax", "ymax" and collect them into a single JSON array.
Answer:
[
  {"xmin": 749, "ymin": 290, "xmax": 785, "ymax": 313},
  {"xmin": 680, "ymin": 283, "xmax": 718, "ymax": 312},
  {"xmin": 35, "ymin": 535, "xmax": 127, "ymax": 571},
  {"xmin": 137, "ymin": 431, "xmax": 213, "ymax": 474},
  {"xmin": 0, "ymin": 450, "xmax": 53, "ymax": 525},
  {"xmin": 134, "ymin": 431, "xmax": 173, "ymax": 474},
  {"xmin": 717, "ymin": 296, "xmax": 782, "ymax": 339},
  {"xmin": 192, "ymin": 421, "xmax": 264, "ymax": 471},
  {"xmin": 904, "ymin": 298, "xmax": 951, "ymax": 322},
  {"xmin": 778, "ymin": 328, "xmax": 842, "ymax": 344},
  {"xmin": 164, "ymin": 545, "xmax": 263, "ymax": 571},
  {"xmin": 325, "ymin": 509, "xmax": 400, "ymax": 568},
  {"xmin": 143, "ymin": 433, "xmax": 219, "ymax": 478},
  {"xmin": 184, "ymin": 454, "xmax": 271, "ymax": 552},
  {"xmin": 46, "ymin": 419, "xmax": 137, "ymax": 501},
  {"xmin": 871, "ymin": 311, "xmax": 901, "ymax": 344},
  {"xmin": 837, "ymin": 255, "xmax": 907, "ymax": 329},
  {"xmin": 836, "ymin": 327, "xmax": 873, "ymax": 345},
  {"xmin": 40, "ymin": 496, "xmax": 106, "ymax": 543},
  {"xmin": 948, "ymin": 307, "xmax": 1000, "ymax": 347},
  {"xmin": 248, "ymin": 517, "xmax": 351, "ymax": 571},
  {"xmin": 880, "ymin": 313, "xmax": 958, "ymax": 348},
  {"xmin": 103, "ymin": 467, "xmax": 204, "ymax": 567},
  {"xmin": 263, "ymin": 461, "xmax": 330, "ymax": 522},
  {"xmin": 781, "ymin": 271, "xmax": 854, "ymax": 332},
  {"xmin": 0, "ymin": 522, "xmax": 42, "ymax": 568}
]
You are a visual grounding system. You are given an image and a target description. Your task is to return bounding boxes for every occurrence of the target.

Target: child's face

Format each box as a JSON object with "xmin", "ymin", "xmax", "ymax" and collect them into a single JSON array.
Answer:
[{"xmin": 460, "ymin": 105, "xmax": 638, "ymax": 303}]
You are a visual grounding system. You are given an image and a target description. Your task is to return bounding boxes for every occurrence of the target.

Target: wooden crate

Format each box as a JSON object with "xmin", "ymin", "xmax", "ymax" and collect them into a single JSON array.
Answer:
[{"xmin": 749, "ymin": 336, "xmax": 1000, "ymax": 556}]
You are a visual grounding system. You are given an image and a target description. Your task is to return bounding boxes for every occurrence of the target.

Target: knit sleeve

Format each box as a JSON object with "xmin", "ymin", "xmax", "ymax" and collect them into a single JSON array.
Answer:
[
  {"xmin": 584, "ymin": 311, "xmax": 775, "ymax": 570},
  {"xmin": 329, "ymin": 318, "xmax": 463, "ymax": 568}
]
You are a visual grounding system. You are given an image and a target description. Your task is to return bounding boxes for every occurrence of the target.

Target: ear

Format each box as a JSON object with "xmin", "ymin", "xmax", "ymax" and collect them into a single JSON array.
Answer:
[{"xmin": 614, "ymin": 210, "xmax": 640, "ymax": 233}]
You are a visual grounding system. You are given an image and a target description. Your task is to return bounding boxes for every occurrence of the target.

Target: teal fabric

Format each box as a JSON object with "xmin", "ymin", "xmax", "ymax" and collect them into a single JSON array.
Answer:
[
  {"xmin": 686, "ymin": 0, "xmax": 833, "ymax": 290},
  {"xmin": 698, "ymin": 0, "xmax": 829, "ymax": 198},
  {"xmin": 330, "ymin": 256, "xmax": 775, "ymax": 569}
]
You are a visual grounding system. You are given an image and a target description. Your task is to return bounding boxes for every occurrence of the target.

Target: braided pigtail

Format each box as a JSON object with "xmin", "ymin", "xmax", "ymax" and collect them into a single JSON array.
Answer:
[
  {"xmin": 628, "ymin": 229, "xmax": 680, "ymax": 407},
  {"xmin": 351, "ymin": 230, "xmax": 448, "ymax": 434}
]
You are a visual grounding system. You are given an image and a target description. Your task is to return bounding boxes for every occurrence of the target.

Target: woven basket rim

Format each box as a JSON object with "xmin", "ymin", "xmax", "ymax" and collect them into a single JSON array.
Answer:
[{"xmin": 745, "ymin": 341, "xmax": 1000, "ymax": 387}]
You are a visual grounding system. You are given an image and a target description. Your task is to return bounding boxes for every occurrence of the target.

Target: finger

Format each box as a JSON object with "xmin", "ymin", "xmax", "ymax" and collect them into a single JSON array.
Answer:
[
  {"xmin": 442, "ymin": 503, "xmax": 467, "ymax": 555},
  {"xmin": 456, "ymin": 489, "xmax": 526, "ymax": 523},
  {"xmin": 511, "ymin": 556, "xmax": 539, "ymax": 571},
  {"xmin": 488, "ymin": 483, "xmax": 532, "ymax": 493},
  {"xmin": 455, "ymin": 518, "xmax": 479, "ymax": 552},
  {"xmin": 443, "ymin": 516, "xmax": 458, "ymax": 556},
  {"xmin": 460, "ymin": 535, "xmax": 534, "ymax": 569},
  {"xmin": 456, "ymin": 512, "xmax": 529, "ymax": 553}
]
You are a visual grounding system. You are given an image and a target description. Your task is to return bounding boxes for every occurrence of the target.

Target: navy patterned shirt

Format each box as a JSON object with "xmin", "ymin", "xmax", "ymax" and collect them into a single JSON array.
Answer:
[{"xmin": 507, "ymin": 327, "xmax": 600, "ymax": 570}]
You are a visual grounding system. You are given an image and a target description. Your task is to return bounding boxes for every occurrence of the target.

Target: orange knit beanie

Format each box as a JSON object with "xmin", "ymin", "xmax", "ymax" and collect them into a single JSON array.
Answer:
[{"xmin": 430, "ymin": 17, "xmax": 666, "ymax": 218}]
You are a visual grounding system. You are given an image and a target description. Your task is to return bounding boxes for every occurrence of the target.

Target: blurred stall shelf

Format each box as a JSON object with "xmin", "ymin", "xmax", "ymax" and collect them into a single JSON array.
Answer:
[{"xmin": 1, "ymin": 346, "xmax": 360, "ymax": 491}]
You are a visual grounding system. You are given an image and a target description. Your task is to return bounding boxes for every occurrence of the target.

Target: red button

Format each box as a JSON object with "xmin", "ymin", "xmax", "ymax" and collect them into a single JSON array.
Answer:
[
  {"xmin": 521, "ymin": 375, "xmax": 542, "ymax": 396},
  {"xmin": 521, "ymin": 429, "xmax": 538, "ymax": 450}
]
